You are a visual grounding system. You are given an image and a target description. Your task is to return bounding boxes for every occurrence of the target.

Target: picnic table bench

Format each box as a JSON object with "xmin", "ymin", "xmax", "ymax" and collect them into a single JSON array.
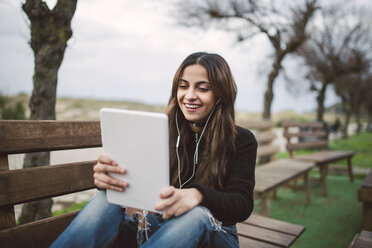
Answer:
[
  {"xmin": 237, "ymin": 120, "xmax": 315, "ymax": 217},
  {"xmin": 0, "ymin": 120, "xmax": 306, "ymax": 247},
  {"xmin": 349, "ymin": 230, "xmax": 372, "ymax": 248},
  {"xmin": 358, "ymin": 169, "xmax": 372, "ymax": 232},
  {"xmin": 254, "ymin": 159, "xmax": 314, "ymax": 216},
  {"xmin": 282, "ymin": 121, "xmax": 355, "ymax": 196},
  {"xmin": 237, "ymin": 120, "xmax": 280, "ymax": 163}
]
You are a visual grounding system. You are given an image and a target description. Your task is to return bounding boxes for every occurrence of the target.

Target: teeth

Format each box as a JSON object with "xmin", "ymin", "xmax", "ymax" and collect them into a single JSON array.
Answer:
[{"xmin": 185, "ymin": 103, "xmax": 199, "ymax": 109}]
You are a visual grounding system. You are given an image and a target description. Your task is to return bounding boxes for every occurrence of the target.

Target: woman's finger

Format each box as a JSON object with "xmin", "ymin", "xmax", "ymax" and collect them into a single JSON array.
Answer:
[
  {"xmin": 97, "ymin": 154, "xmax": 118, "ymax": 166},
  {"xmin": 94, "ymin": 172, "xmax": 128, "ymax": 187},
  {"xmin": 162, "ymin": 201, "xmax": 185, "ymax": 219},
  {"xmin": 155, "ymin": 189, "xmax": 179, "ymax": 211},
  {"xmin": 94, "ymin": 163, "xmax": 126, "ymax": 174},
  {"xmin": 94, "ymin": 180, "xmax": 125, "ymax": 192},
  {"xmin": 159, "ymin": 186, "xmax": 175, "ymax": 198}
]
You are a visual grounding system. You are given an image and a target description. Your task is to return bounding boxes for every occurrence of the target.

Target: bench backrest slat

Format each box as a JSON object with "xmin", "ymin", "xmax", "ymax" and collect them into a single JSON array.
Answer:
[
  {"xmin": 0, "ymin": 211, "xmax": 78, "ymax": 248},
  {"xmin": 237, "ymin": 121, "xmax": 279, "ymax": 164},
  {"xmin": 282, "ymin": 121, "xmax": 323, "ymax": 129},
  {"xmin": 283, "ymin": 131, "xmax": 327, "ymax": 139},
  {"xmin": 0, "ymin": 161, "xmax": 95, "ymax": 207},
  {"xmin": 255, "ymin": 131, "xmax": 277, "ymax": 145},
  {"xmin": 281, "ymin": 121, "xmax": 329, "ymax": 157},
  {"xmin": 237, "ymin": 120, "xmax": 275, "ymax": 131},
  {"xmin": 0, "ymin": 121, "xmax": 101, "ymax": 154},
  {"xmin": 286, "ymin": 140, "xmax": 328, "ymax": 151}
]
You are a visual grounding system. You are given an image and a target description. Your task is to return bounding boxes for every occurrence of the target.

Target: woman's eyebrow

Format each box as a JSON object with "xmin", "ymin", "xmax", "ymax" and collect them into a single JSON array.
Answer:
[
  {"xmin": 179, "ymin": 79, "xmax": 210, "ymax": 85},
  {"xmin": 196, "ymin": 81, "xmax": 210, "ymax": 86}
]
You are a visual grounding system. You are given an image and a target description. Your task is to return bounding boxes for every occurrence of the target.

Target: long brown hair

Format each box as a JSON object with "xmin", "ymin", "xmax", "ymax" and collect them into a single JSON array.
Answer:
[{"xmin": 166, "ymin": 52, "xmax": 237, "ymax": 190}]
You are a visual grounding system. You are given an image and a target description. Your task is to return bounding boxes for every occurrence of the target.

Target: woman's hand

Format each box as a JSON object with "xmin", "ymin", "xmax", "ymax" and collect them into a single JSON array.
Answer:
[
  {"xmin": 154, "ymin": 186, "xmax": 203, "ymax": 219},
  {"xmin": 93, "ymin": 154, "xmax": 128, "ymax": 192}
]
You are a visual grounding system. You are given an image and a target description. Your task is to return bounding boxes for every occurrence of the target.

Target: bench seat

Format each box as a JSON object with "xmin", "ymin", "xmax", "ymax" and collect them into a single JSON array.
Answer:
[
  {"xmin": 254, "ymin": 159, "xmax": 315, "ymax": 216},
  {"xmin": 296, "ymin": 150, "xmax": 354, "ymax": 164},
  {"xmin": 238, "ymin": 214, "xmax": 305, "ymax": 248}
]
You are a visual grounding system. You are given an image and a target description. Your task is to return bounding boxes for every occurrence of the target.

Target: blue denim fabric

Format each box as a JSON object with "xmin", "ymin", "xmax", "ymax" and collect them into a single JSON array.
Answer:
[{"xmin": 51, "ymin": 190, "xmax": 239, "ymax": 248}]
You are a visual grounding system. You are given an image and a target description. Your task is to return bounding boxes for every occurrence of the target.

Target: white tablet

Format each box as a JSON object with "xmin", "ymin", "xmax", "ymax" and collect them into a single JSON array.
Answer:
[{"xmin": 100, "ymin": 108, "xmax": 170, "ymax": 213}]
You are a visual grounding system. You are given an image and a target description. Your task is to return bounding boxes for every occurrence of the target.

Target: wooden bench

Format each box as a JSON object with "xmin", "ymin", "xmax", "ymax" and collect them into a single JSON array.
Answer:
[
  {"xmin": 237, "ymin": 121, "xmax": 315, "ymax": 217},
  {"xmin": 358, "ymin": 169, "xmax": 372, "ymax": 232},
  {"xmin": 254, "ymin": 159, "xmax": 315, "ymax": 216},
  {"xmin": 0, "ymin": 120, "xmax": 306, "ymax": 247},
  {"xmin": 236, "ymin": 120, "xmax": 280, "ymax": 163},
  {"xmin": 349, "ymin": 230, "xmax": 372, "ymax": 248},
  {"xmin": 282, "ymin": 121, "xmax": 355, "ymax": 196}
]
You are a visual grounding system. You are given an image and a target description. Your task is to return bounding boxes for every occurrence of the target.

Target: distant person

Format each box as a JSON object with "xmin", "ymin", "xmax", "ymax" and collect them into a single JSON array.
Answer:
[
  {"xmin": 331, "ymin": 117, "xmax": 341, "ymax": 133},
  {"xmin": 51, "ymin": 52, "xmax": 257, "ymax": 247}
]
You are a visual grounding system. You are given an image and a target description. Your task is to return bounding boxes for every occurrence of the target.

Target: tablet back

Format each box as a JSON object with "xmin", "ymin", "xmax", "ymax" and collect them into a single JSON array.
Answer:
[{"xmin": 100, "ymin": 108, "xmax": 169, "ymax": 213}]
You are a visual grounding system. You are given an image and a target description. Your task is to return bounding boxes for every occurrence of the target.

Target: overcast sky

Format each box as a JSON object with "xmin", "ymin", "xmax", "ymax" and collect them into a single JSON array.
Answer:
[{"xmin": 0, "ymin": 0, "xmax": 340, "ymax": 113}]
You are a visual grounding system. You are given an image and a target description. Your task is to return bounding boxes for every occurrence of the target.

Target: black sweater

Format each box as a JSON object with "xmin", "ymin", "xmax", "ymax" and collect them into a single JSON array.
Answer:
[{"xmin": 185, "ymin": 126, "xmax": 257, "ymax": 226}]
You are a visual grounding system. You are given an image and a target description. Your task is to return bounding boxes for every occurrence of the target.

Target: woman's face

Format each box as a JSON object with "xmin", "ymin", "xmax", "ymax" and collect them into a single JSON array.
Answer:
[{"xmin": 177, "ymin": 64, "xmax": 216, "ymax": 124}]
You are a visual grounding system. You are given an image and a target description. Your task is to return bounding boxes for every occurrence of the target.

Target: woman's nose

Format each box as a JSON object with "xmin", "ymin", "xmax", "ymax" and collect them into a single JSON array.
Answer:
[{"xmin": 185, "ymin": 89, "xmax": 197, "ymax": 100}]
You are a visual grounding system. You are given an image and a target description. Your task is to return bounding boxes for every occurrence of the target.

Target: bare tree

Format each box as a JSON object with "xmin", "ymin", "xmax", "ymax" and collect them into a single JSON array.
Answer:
[
  {"xmin": 334, "ymin": 68, "xmax": 370, "ymax": 138},
  {"xmin": 19, "ymin": 0, "xmax": 77, "ymax": 224},
  {"xmin": 297, "ymin": 0, "xmax": 372, "ymax": 122},
  {"xmin": 173, "ymin": 0, "xmax": 317, "ymax": 119},
  {"xmin": 364, "ymin": 74, "xmax": 372, "ymax": 129}
]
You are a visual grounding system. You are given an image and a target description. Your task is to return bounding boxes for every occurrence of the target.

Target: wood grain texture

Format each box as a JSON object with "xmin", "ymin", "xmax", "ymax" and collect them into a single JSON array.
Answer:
[
  {"xmin": 0, "ymin": 161, "xmax": 95, "ymax": 206},
  {"xmin": 237, "ymin": 222, "xmax": 296, "ymax": 247},
  {"xmin": 0, "ymin": 120, "xmax": 101, "ymax": 154},
  {"xmin": 0, "ymin": 211, "xmax": 78, "ymax": 248},
  {"xmin": 244, "ymin": 214, "xmax": 305, "ymax": 236},
  {"xmin": 0, "ymin": 155, "xmax": 16, "ymax": 230}
]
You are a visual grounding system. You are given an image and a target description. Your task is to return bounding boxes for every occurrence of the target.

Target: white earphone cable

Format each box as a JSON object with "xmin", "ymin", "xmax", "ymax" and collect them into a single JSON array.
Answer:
[{"xmin": 176, "ymin": 100, "xmax": 220, "ymax": 188}]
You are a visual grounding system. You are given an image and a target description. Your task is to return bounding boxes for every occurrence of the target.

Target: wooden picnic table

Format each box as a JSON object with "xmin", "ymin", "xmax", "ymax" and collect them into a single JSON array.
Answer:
[
  {"xmin": 282, "ymin": 121, "xmax": 355, "ymax": 196},
  {"xmin": 349, "ymin": 230, "xmax": 372, "ymax": 248},
  {"xmin": 254, "ymin": 159, "xmax": 315, "ymax": 216}
]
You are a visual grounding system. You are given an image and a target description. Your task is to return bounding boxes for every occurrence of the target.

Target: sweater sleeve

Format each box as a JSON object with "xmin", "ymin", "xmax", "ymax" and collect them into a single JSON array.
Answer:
[{"xmin": 187, "ymin": 127, "xmax": 257, "ymax": 226}]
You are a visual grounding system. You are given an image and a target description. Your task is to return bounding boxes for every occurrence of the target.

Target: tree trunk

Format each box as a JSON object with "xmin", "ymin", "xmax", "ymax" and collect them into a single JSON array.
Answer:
[
  {"xmin": 316, "ymin": 81, "xmax": 329, "ymax": 122},
  {"xmin": 19, "ymin": 0, "xmax": 77, "ymax": 224},
  {"xmin": 263, "ymin": 54, "xmax": 284, "ymax": 120},
  {"xmin": 341, "ymin": 100, "xmax": 351, "ymax": 139},
  {"xmin": 355, "ymin": 106, "xmax": 362, "ymax": 133}
]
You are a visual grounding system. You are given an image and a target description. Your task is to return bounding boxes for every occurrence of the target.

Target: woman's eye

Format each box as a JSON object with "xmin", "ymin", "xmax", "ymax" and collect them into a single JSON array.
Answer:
[
  {"xmin": 179, "ymin": 85, "xmax": 188, "ymax": 89},
  {"xmin": 199, "ymin": 88, "xmax": 209, "ymax": 92}
]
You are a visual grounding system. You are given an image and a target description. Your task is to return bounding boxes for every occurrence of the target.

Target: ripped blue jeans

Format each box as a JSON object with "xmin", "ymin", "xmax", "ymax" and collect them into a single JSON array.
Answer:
[{"xmin": 51, "ymin": 190, "xmax": 239, "ymax": 248}]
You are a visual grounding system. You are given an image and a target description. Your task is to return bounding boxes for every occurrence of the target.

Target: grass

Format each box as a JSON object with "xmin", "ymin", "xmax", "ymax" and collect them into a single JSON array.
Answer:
[
  {"xmin": 329, "ymin": 132, "xmax": 372, "ymax": 168},
  {"xmin": 254, "ymin": 174, "xmax": 363, "ymax": 248},
  {"xmin": 52, "ymin": 201, "xmax": 87, "ymax": 217}
]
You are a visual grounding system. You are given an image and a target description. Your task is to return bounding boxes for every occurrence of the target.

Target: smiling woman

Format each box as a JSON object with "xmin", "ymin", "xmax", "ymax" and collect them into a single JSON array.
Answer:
[
  {"xmin": 51, "ymin": 52, "xmax": 257, "ymax": 248},
  {"xmin": 177, "ymin": 64, "xmax": 216, "ymax": 126}
]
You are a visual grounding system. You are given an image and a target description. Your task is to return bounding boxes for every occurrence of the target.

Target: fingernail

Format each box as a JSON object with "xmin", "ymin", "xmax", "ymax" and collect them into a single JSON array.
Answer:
[{"xmin": 121, "ymin": 168, "xmax": 126, "ymax": 173}]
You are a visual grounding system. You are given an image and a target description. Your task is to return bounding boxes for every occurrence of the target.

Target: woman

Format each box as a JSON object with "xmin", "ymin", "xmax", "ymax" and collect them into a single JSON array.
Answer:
[{"xmin": 51, "ymin": 52, "xmax": 257, "ymax": 247}]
